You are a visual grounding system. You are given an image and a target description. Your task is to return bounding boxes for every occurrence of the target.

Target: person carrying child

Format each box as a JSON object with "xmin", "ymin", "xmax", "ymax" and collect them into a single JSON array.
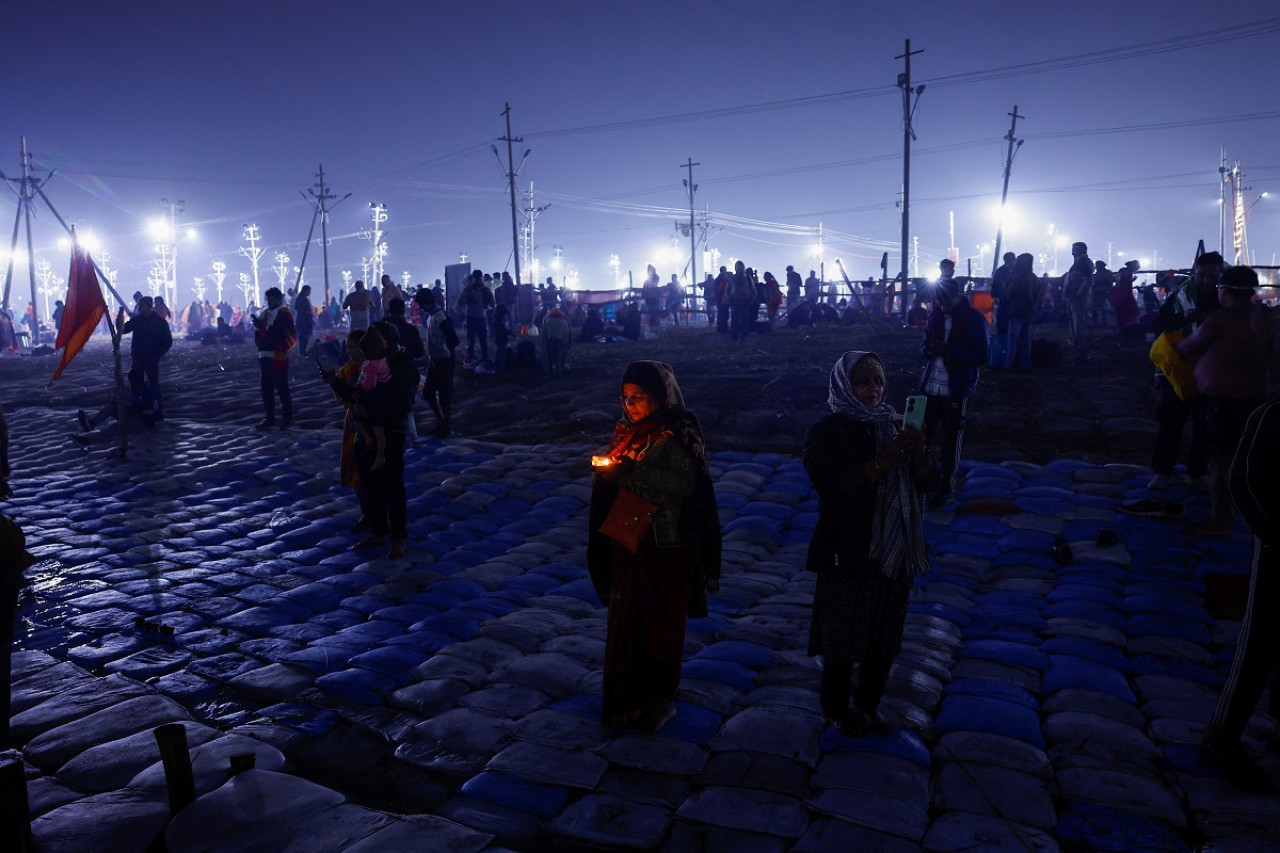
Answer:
[{"xmin": 354, "ymin": 327, "xmax": 392, "ymax": 469}]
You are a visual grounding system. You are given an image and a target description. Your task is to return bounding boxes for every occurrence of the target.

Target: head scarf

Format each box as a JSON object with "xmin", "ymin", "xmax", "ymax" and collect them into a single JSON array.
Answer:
[
  {"xmin": 610, "ymin": 361, "xmax": 705, "ymax": 472},
  {"xmin": 827, "ymin": 351, "xmax": 930, "ymax": 581}
]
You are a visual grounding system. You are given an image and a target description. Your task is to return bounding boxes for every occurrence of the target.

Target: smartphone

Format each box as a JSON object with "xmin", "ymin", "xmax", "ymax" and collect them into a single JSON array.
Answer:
[{"xmin": 902, "ymin": 395, "xmax": 927, "ymax": 433}]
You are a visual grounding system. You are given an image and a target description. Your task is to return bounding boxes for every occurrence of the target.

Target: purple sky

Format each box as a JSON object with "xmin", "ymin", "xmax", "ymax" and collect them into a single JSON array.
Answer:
[{"xmin": 3, "ymin": 1, "xmax": 1279, "ymax": 312}]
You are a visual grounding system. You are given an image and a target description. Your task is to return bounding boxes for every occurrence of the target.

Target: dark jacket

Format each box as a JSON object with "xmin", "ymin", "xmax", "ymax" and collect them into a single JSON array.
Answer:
[
  {"xmin": 804, "ymin": 416, "xmax": 879, "ymax": 577},
  {"xmin": 122, "ymin": 312, "xmax": 173, "ymax": 362},
  {"xmin": 804, "ymin": 414, "xmax": 939, "ymax": 578},
  {"xmin": 921, "ymin": 298, "xmax": 989, "ymax": 397}
]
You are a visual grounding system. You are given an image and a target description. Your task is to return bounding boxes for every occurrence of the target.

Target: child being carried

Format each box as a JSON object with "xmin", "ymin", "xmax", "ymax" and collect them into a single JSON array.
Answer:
[{"xmin": 354, "ymin": 328, "xmax": 391, "ymax": 469}]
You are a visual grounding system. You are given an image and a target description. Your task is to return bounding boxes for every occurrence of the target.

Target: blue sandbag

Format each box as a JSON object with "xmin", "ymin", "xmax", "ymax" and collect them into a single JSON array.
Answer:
[
  {"xmin": 461, "ymin": 771, "xmax": 570, "ymax": 817},
  {"xmin": 934, "ymin": 694, "xmax": 1045, "ymax": 747},
  {"xmin": 1042, "ymin": 654, "xmax": 1135, "ymax": 702}
]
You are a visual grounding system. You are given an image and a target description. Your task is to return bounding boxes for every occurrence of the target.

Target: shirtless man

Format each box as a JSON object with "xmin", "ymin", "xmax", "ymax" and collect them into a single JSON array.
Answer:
[
  {"xmin": 342, "ymin": 280, "xmax": 373, "ymax": 331},
  {"xmin": 1176, "ymin": 265, "xmax": 1273, "ymax": 534}
]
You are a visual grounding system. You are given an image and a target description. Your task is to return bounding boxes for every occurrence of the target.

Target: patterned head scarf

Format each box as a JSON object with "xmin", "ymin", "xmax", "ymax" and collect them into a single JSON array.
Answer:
[{"xmin": 827, "ymin": 351, "xmax": 930, "ymax": 581}]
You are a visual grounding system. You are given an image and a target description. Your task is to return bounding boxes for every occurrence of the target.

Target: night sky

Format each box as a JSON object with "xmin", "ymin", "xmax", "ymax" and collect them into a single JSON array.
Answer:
[{"xmin": 3, "ymin": 0, "xmax": 1278, "ymax": 312}]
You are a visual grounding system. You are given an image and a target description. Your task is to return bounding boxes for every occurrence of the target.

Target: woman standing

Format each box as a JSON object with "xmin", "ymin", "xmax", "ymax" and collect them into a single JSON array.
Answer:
[
  {"xmin": 589, "ymin": 361, "xmax": 721, "ymax": 733},
  {"xmin": 805, "ymin": 351, "xmax": 937, "ymax": 734}
]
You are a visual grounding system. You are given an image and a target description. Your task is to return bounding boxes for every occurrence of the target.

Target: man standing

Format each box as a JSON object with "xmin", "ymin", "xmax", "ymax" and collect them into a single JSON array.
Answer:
[
  {"xmin": 785, "ymin": 265, "xmax": 803, "ymax": 311},
  {"xmin": 416, "ymin": 289, "xmax": 456, "ymax": 438},
  {"xmin": 920, "ymin": 273, "xmax": 989, "ymax": 507},
  {"xmin": 1175, "ymin": 265, "xmax": 1273, "ymax": 535},
  {"xmin": 990, "ymin": 252, "xmax": 1016, "ymax": 336},
  {"xmin": 116, "ymin": 295, "xmax": 173, "ymax": 418},
  {"xmin": 728, "ymin": 260, "xmax": 755, "ymax": 342},
  {"xmin": 1061, "ymin": 241, "xmax": 1093, "ymax": 361},
  {"xmin": 804, "ymin": 269, "xmax": 821, "ymax": 303},
  {"xmin": 1147, "ymin": 251, "xmax": 1222, "ymax": 489},
  {"xmin": 380, "ymin": 274, "xmax": 403, "ymax": 309},
  {"xmin": 1003, "ymin": 254, "xmax": 1041, "ymax": 371},
  {"xmin": 713, "ymin": 266, "xmax": 731, "ymax": 334},
  {"xmin": 253, "ymin": 287, "xmax": 297, "ymax": 430},
  {"xmin": 457, "ymin": 270, "xmax": 495, "ymax": 362},
  {"xmin": 343, "ymin": 280, "xmax": 372, "ymax": 331},
  {"xmin": 293, "ymin": 285, "xmax": 314, "ymax": 357},
  {"xmin": 1201, "ymin": 393, "xmax": 1280, "ymax": 793}
]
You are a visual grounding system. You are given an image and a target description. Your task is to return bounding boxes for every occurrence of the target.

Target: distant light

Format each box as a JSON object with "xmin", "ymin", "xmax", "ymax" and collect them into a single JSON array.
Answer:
[
  {"xmin": 186, "ymin": 227, "xmax": 198, "ymax": 241},
  {"xmin": 149, "ymin": 219, "xmax": 175, "ymax": 242}
]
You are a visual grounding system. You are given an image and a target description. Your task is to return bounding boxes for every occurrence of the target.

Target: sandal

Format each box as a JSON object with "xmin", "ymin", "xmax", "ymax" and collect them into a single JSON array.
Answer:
[{"xmin": 852, "ymin": 707, "xmax": 893, "ymax": 736}]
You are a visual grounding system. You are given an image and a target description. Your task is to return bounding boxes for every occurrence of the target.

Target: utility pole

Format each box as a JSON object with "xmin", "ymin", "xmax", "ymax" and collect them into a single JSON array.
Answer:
[
  {"xmin": 682, "ymin": 158, "xmax": 699, "ymax": 294},
  {"xmin": 501, "ymin": 103, "xmax": 524, "ymax": 286},
  {"xmin": 1, "ymin": 137, "xmax": 53, "ymax": 340},
  {"xmin": 896, "ymin": 39, "xmax": 925, "ymax": 318},
  {"xmin": 239, "ymin": 224, "xmax": 266, "ymax": 306},
  {"xmin": 523, "ymin": 182, "xmax": 550, "ymax": 281},
  {"xmin": 991, "ymin": 105, "xmax": 1024, "ymax": 277},
  {"xmin": 306, "ymin": 165, "xmax": 350, "ymax": 307},
  {"xmin": 1218, "ymin": 147, "xmax": 1228, "ymax": 256}
]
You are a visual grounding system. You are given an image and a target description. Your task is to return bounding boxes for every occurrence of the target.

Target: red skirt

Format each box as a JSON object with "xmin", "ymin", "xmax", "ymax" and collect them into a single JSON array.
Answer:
[{"xmin": 601, "ymin": 540, "xmax": 691, "ymax": 726}]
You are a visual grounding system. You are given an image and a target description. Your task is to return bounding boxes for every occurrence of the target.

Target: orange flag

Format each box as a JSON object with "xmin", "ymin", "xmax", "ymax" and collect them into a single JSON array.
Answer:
[{"xmin": 50, "ymin": 237, "xmax": 107, "ymax": 383}]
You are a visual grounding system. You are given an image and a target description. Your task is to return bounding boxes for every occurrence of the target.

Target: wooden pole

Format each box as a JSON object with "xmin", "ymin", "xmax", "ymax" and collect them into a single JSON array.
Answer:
[{"xmin": 154, "ymin": 723, "xmax": 196, "ymax": 815}]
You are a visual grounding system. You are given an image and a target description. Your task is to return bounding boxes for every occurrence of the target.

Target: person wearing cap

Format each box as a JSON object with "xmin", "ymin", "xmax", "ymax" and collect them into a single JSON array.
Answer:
[
  {"xmin": 1061, "ymin": 241, "xmax": 1093, "ymax": 361},
  {"xmin": 253, "ymin": 287, "xmax": 297, "ymax": 430},
  {"xmin": 1175, "ymin": 265, "xmax": 1274, "ymax": 535},
  {"xmin": 116, "ymin": 295, "xmax": 173, "ymax": 418},
  {"xmin": 919, "ymin": 260, "xmax": 989, "ymax": 507}
]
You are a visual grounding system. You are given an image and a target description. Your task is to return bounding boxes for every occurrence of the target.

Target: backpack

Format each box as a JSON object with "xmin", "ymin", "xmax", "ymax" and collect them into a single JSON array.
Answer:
[
  {"xmin": 440, "ymin": 315, "xmax": 460, "ymax": 351},
  {"xmin": 729, "ymin": 273, "xmax": 753, "ymax": 302}
]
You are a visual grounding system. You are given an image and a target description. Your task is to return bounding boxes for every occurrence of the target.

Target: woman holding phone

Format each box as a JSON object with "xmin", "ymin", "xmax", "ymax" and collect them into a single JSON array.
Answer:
[{"xmin": 804, "ymin": 351, "xmax": 938, "ymax": 735}]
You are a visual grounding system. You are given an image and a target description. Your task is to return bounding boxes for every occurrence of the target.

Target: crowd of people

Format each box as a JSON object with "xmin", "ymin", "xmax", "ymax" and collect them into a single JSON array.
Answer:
[{"xmin": 3, "ymin": 244, "xmax": 1276, "ymax": 791}]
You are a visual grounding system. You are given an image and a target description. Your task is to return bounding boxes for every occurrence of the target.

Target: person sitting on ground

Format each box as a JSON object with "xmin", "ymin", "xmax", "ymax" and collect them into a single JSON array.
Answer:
[
  {"xmin": 906, "ymin": 297, "xmax": 930, "ymax": 327},
  {"xmin": 579, "ymin": 306, "xmax": 605, "ymax": 341},
  {"xmin": 353, "ymin": 328, "xmax": 392, "ymax": 470},
  {"xmin": 1174, "ymin": 265, "xmax": 1274, "ymax": 536},
  {"xmin": 604, "ymin": 302, "xmax": 642, "ymax": 341},
  {"xmin": 787, "ymin": 299, "xmax": 815, "ymax": 327},
  {"xmin": 70, "ymin": 370, "xmax": 162, "ymax": 447}
]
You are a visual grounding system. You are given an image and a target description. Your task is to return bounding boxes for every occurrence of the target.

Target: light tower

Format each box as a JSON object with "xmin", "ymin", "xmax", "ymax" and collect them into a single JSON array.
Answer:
[
  {"xmin": 273, "ymin": 251, "xmax": 291, "ymax": 291},
  {"xmin": 210, "ymin": 260, "xmax": 227, "ymax": 302},
  {"xmin": 239, "ymin": 225, "xmax": 266, "ymax": 305}
]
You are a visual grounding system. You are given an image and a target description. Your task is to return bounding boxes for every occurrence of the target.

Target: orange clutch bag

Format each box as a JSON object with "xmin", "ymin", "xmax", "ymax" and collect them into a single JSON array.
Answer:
[{"xmin": 599, "ymin": 488, "xmax": 658, "ymax": 553}]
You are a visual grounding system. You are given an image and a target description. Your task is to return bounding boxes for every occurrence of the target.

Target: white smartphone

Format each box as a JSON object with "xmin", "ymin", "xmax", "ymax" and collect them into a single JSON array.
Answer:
[{"xmin": 902, "ymin": 395, "xmax": 927, "ymax": 432}]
